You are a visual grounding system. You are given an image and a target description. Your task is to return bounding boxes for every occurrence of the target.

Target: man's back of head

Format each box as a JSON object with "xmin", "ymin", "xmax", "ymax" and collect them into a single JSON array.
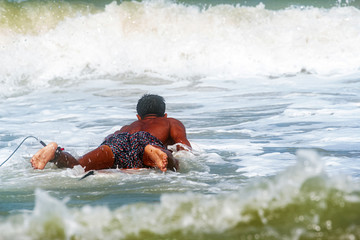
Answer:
[{"xmin": 136, "ymin": 94, "xmax": 166, "ymax": 118}]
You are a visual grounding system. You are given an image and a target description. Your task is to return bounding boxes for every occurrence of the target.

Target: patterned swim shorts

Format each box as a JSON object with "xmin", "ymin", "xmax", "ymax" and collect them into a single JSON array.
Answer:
[{"xmin": 100, "ymin": 131, "xmax": 165, "ymax": 169}]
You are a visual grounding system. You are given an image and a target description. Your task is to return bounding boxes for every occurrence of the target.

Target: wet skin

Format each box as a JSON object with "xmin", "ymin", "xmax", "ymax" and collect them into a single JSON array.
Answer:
[{"xmin": 31, "ymin": 114, "xmax": 190, "ymax": 172}]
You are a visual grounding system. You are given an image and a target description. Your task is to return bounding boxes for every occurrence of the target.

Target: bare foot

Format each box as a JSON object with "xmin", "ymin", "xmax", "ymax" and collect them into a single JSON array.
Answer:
[
  {"xmin": 31, "ymin": 142, "xmax": 58, "ymax": 170},
  {"xmin": 144, "ymin": 145, "xmax": 168, "ymax": 172}
]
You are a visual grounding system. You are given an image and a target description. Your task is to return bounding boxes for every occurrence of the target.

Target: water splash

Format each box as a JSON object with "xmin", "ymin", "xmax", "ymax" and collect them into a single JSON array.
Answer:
[
  {"xmin": 1, "ymin": 150, "xmax": 359, "ymax": 239},
  {"xmin": 1, "ymin": 1, "xmax": 360, "ymax": 97}
]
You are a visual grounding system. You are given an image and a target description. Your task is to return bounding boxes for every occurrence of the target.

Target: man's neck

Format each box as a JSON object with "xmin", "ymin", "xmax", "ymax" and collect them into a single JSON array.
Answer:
[{"xmin": 142, "ymin": 114, "xmax": 159, "ymax": 120}]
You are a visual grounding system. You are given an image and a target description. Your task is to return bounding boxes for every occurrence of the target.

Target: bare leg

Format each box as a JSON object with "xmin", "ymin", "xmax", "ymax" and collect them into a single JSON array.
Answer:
[
  {"xmin": 31, "ymin": 142, "xmax": 81, "ymax": 170},
  {"xmin": 31, "ymin": 143, "xmax": 114, "ymax": 171},
  {"xmin": 52, "ymin": 151, "xmax": 80, "ymax": 169},
  {"xmin": 77, "ymin": 145, "xmax": 114, "ymax": 171}
]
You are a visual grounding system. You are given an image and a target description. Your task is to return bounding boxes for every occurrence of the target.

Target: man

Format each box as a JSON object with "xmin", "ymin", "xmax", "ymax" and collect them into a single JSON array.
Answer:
[{"xmin": 31, "ymin": 94, "xmax": 191, "ymax": 172}]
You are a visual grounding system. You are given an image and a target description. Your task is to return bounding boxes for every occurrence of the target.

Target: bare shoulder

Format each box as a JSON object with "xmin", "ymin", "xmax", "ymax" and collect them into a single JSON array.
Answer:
[
  {"xmin": 120, "ymin": 121, "xmax": 143, "ymax": 133},
  {"xmin": 167, "ymin": 118, "xmax": 187, "ymax": 135},
  {"xmin": 119, "ymin": 124, "xmax": 131, "ymax": 132},
  {"xmin": 167, "ymin": 117, "xmax": 186, "ymax": 127}
]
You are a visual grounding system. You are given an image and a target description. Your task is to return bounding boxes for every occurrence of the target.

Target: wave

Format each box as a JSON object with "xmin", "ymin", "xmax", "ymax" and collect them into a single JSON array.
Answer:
[
  {"xmin": 1, "ymin": 0, "xmax": 360, "ymax": 95},
  {"xmin": 1, "ymin": 150, "xmax": 359, "ymax": 239}
]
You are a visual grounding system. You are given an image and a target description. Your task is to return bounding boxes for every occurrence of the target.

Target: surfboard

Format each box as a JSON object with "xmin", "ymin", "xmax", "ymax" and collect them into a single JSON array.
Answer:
[{"xmin": 79, "ymin": 168, "xmax": 152, "ymax": 180}]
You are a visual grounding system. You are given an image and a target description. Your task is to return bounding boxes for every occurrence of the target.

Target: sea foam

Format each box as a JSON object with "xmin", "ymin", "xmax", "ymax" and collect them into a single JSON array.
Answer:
[
  {"xmin": 1, "ymin": 150, "xmax": 359, "ymax": 240},
  {"xmin": 1, "ymin": 1, "xmax": 360, "ymax": 97}
]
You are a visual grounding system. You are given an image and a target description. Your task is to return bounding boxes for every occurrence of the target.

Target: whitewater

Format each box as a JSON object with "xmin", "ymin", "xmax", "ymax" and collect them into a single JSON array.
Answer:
[{"xmin": 0, "ymin": 0, "xmax": 360, "ymax": 239}]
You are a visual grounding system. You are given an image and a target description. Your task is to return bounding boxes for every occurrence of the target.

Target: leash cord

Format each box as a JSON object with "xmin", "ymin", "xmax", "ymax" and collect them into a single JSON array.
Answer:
[{"xmin": 0, "ymin": 136, "xmax": 46, "ymax": 168}]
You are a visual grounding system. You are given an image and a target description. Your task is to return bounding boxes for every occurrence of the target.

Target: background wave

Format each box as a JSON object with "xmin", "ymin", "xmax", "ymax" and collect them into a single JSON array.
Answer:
[{"xmin": 1, "ymin": 0, "xmax": 360, "ymax": 97}]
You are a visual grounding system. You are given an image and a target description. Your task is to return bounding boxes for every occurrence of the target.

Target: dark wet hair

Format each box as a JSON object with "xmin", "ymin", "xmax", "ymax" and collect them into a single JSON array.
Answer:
[{"xmin": 136, "ymin": 94, "xmax": 166, "ymax": 118}]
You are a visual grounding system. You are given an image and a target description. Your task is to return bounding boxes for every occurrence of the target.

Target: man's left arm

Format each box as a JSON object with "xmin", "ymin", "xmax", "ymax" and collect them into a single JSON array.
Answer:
[{"xmin": 169, "ymin": 119, "xmax": 192, "ymax": 150}]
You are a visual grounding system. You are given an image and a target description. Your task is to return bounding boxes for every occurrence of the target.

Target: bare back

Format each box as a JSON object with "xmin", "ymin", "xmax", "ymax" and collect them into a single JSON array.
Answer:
[{"xmin": 117, "ymin": 115, "xmax": 191, "ymax": 149}]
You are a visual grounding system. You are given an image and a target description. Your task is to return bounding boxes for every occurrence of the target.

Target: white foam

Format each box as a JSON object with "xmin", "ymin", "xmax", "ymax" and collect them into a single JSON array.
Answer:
[
  {"xmin": 1, "ymin": 1, "xmax": 360, "ymax": 96},
  {"xmin": 1, "ymin": 152, "xmax": 358, "ymax": 239}
]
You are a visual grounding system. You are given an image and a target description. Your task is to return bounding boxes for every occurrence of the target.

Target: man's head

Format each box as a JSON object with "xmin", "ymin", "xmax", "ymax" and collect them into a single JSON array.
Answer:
[{"xmin": 136, "ymin": 94, "xmax": 166, "ymax": 118}]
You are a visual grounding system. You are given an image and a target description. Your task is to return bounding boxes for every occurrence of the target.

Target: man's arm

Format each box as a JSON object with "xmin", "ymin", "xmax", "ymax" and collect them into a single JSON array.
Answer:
[{"xmin": 169, "ymin": 118, "xmax": 191, "ymax": 150}]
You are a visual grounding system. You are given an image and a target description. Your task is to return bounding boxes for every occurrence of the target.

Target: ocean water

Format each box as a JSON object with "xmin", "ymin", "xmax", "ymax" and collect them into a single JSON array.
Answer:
[{"xmin": 1, "ymin": 0, "xmax": 360, "ymax": 239}]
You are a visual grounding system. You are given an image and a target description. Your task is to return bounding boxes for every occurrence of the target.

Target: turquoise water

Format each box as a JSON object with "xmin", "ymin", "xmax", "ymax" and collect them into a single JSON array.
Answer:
[{"xmin": 1, "ymin": 0, "xmax": 360, "ymax": 239}]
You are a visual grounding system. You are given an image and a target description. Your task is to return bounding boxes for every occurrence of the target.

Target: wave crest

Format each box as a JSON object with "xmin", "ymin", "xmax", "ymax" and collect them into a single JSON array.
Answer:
[{"xmin": 1, "ymin": 1, "xmax": 360, "ymax": 96}]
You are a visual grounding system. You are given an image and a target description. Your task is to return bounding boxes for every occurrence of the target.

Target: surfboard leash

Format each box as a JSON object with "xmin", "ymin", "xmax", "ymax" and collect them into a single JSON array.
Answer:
[{"xmin": 0, "ymin": 136, "xmax": 46, "ymax": 168}]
